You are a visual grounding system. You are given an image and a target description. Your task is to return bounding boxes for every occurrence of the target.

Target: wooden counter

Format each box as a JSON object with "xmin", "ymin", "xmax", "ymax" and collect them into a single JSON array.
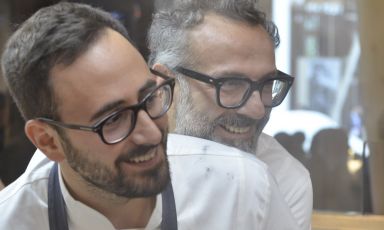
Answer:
[{"xmin": 312, "ymin": 211, "xmax": 384, "ymax": 230}]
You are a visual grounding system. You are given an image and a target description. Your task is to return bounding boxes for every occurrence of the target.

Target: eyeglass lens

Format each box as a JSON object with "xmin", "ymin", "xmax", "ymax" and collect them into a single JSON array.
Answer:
[
  {"xmin": 218, "ymin": 78, "xmax": 289, "ymax": 108},
  {"xmin": 101, "ymin": 83, "xmax": 172, "ymax": 144}
]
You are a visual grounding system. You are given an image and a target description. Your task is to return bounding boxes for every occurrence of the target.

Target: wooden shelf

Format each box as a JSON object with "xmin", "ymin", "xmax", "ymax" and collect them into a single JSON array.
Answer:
[{"xmin": 312, "ymin": 211, "xmax": 384, "ymax": 230}]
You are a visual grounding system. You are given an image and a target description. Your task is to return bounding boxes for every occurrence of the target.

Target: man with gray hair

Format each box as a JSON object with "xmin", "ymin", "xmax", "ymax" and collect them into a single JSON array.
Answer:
[
  {"xmin": 149, "ymin": 0, "xmax": 313, "ymax": 229},
  {"xmin": 1, "ymin": 1, "xmax": 302, "ymax": 229}
]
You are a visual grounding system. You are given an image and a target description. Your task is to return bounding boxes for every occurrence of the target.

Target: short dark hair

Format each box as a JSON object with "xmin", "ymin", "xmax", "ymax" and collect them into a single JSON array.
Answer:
[
  {"xmin": 1, "ymin": 2, "xmax": 129, "ymax": 120},
  {"xmin": 148, "ymin": 0, "xmax": 280, "ymax": 68}
]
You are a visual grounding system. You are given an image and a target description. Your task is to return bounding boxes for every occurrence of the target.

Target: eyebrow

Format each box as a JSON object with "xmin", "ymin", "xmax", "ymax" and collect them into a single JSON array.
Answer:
[
  {"xmin": 89, "ymin": 79, "xmax": 156, "ymax": 122},
  {"xmin": 138, "ymin": 80, "xmax": 157, "ymax": 100}
]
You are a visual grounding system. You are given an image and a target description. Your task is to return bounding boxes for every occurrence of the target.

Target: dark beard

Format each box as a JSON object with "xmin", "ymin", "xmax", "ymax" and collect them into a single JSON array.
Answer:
[{"xmin": 59, "ymin": 130, "xmax": 170, "ymax": 198}]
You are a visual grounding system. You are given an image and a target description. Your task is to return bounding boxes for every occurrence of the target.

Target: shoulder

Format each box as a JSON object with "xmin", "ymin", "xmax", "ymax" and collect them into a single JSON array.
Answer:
[
  {"xmin": 168, "ymin": 134, "xmax": 274, "ymax": 229},
  {"xmin": 256, "ymin": 133, "xmax": 310, "ymax": 182},
  {"xmin": 167, "ymin": 134, "xmax": 269, "ymax": 174},
  {"xmin": 168, "ymin": 133, "xmax": 267, "ymax": 163},
  {"xmin": 257, "ymin": 133, "xmax": 313, "ymax": 230},
  {"xmin": 255, "ymin": 133, "xmax": 311, "ymax": 200},
  {"xmin": 0, "ymin": 150, "xmax": 52, "ymax": 228}
]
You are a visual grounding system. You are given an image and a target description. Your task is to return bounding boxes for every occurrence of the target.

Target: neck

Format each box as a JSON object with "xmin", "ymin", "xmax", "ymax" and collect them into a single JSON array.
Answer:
[{"xmin": 59, "ymin": 162, "xmax": 156, "ymax": 229}]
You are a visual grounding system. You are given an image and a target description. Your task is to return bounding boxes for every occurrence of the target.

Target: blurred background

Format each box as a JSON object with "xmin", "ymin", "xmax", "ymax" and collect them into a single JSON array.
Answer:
[{"xmin": 0, "ymin": 0, "xmax": 383, "ymax": 228}]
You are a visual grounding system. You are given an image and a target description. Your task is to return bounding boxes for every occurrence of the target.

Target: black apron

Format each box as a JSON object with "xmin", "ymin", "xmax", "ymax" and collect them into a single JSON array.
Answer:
[{"xmin": 48, "ymin": 163, "xmax": 177, "ymax": 230}]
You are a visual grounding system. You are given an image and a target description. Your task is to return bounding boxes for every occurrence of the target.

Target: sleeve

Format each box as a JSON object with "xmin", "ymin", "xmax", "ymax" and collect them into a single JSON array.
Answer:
[
  {"xmin": 261, "ymin": 172, "xmax": 302, "ymax": 230},
  {"xmin": 289, "ymin": 173, "xmax": 313, "ymax": 230}
]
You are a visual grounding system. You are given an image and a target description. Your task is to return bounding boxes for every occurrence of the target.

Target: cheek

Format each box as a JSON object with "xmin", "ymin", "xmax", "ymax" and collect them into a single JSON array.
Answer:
[
  {"xmin": 191, "ymin": 84, "xmax": 217, "ymax": 111},
  {"xmin": 67, "ymin": 131, "xmax": 101, "ymax": 148},
  {"xmin": 65, "ymin": 131, "xmax": 119, "ymax": 161},
  {"xmin": 191, "ymin": 95, "xmax": 227, "ymax": 125}
]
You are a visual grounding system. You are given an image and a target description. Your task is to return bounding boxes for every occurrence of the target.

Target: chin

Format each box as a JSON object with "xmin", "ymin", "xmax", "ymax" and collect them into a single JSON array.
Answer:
[{"xmin": 212, "ymin": 132, "xmax": 259, "ymax": 153}]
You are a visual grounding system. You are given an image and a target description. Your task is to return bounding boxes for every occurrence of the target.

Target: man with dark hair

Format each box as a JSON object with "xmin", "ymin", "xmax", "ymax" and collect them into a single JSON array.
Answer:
[
  {"xmin": 149, "ymin": 0, "xmax": 312, "ymax": 229},
  {"xmin": 0, "ymin": 2, "xmax": 300, "ymax": 229},
  {"xmin": 0, "ymin": 2, "xmax": 174, "ymax": 229}
]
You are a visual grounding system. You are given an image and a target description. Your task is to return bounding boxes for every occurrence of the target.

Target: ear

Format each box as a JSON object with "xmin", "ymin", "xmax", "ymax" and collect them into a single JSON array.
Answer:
[
  {"xmin": 152, "ymin": 63, "xmax": 177, "ymax": 132},
  {"xmin": 25, "ymin": 120, "xmax": 66, "ymax": 162},
  {"xmin": 152, "ymin": 63, "xmax": 176, "ymax": 82}
]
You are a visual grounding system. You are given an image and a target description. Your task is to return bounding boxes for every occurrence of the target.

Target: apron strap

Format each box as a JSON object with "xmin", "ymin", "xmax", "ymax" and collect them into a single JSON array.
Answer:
[
  {"xmin": 48, "ymin": 163, "xmax": 178, "ymax": 230},
  {"xmin": 48, "ymin": 163, "xmax": 69, "ymax": 230},
  {"xmin": 161, "ymin": 180, "xmax": 178, "ymax": 230}
]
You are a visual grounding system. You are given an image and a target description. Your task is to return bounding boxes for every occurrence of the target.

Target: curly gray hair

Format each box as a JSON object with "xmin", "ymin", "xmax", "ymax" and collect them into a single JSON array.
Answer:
[{"xmin": 148, "ymin": 0, "xmax": 280, "ymax": 69}]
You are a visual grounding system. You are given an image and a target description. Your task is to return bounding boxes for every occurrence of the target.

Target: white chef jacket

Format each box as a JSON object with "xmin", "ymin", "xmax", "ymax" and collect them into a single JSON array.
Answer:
[
  {"xmin": 0, "ymin": 134, "xmax": 299, "ymax": 230},
  {"xmin": 256, "ymin": 133, "xmax": 313, "ymax": 230}
]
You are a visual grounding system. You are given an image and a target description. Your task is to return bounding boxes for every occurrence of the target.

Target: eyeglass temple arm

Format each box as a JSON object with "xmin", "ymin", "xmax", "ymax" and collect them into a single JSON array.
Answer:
[
  {"xmin": 276, "ymin": 70, "xmax": 295, "ymax": 84},
  {"xmin": 174, "ymin": 67, "xmax": 216, "ymax": 84},
  {"xmin": 150, "ymin": 68, "xmax": 172, "ymax": 80},
  {"xmin": 36, "ymin": 117, "xmax": 96, "ymax": 132}
]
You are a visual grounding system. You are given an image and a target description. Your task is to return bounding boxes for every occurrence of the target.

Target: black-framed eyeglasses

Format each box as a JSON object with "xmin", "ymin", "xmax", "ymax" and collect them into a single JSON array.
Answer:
[
  {"xmin": 37, "ymin": 69, "xmax": 175, "ymax": 145},
  {"xmin": 174, "ymin": 66, "xmax": 294, "ymax": 109}
]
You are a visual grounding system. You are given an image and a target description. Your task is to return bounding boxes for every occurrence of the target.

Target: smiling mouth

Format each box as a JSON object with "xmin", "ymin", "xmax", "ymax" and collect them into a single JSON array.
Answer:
[
  {"xmin": 221, "ymin": 124, "xmax": 251, "ymax": 134},
  {"xmin": 128, "ymin": 150, "xmax": 157, "ymax": 163}
]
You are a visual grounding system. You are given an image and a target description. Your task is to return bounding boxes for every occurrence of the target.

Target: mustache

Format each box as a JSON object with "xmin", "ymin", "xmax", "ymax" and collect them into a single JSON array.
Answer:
[
  {"xmin": 116, "ymin": 128, "xmax": 168, "ymax": 164},
  {"xmin": 215, "ymin": 114, "xmax": 257, "ymax": 127},
  {"xmin": 116, "ymin": 145, "xmax": 158, "ymax": 163}
]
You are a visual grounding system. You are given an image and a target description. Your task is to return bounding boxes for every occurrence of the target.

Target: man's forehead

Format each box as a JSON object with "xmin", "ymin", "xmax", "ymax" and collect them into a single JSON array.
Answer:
[
  {"xmin": 90, "ymin": 78, "xmax": 156, "ymax": 122},
  {"xmin": 189, "ymin": 15, "xmax": 272, "ymax": 53},
  {"xmin": 50, "ymin": 28, "xmax": 153, "ymax": 122},
  {"xmin": 187, "ymin": 14, "xmax": 275, "ymax": 72}
]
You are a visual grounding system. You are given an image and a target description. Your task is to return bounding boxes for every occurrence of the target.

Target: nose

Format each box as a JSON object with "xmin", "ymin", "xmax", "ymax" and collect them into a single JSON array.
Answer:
[
  {"xmin": 236, "ymin": 91, "xmax": 266, "ymax": 119},
  {"xmin": 130, "ymin": 110, "xmax": 163, "ymax": 145}
]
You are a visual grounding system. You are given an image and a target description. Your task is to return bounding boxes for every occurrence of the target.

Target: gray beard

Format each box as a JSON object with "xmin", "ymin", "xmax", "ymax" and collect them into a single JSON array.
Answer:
[{"xmin": 174, "ymin": 80, "xmax": 270, "ymax": 153}]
